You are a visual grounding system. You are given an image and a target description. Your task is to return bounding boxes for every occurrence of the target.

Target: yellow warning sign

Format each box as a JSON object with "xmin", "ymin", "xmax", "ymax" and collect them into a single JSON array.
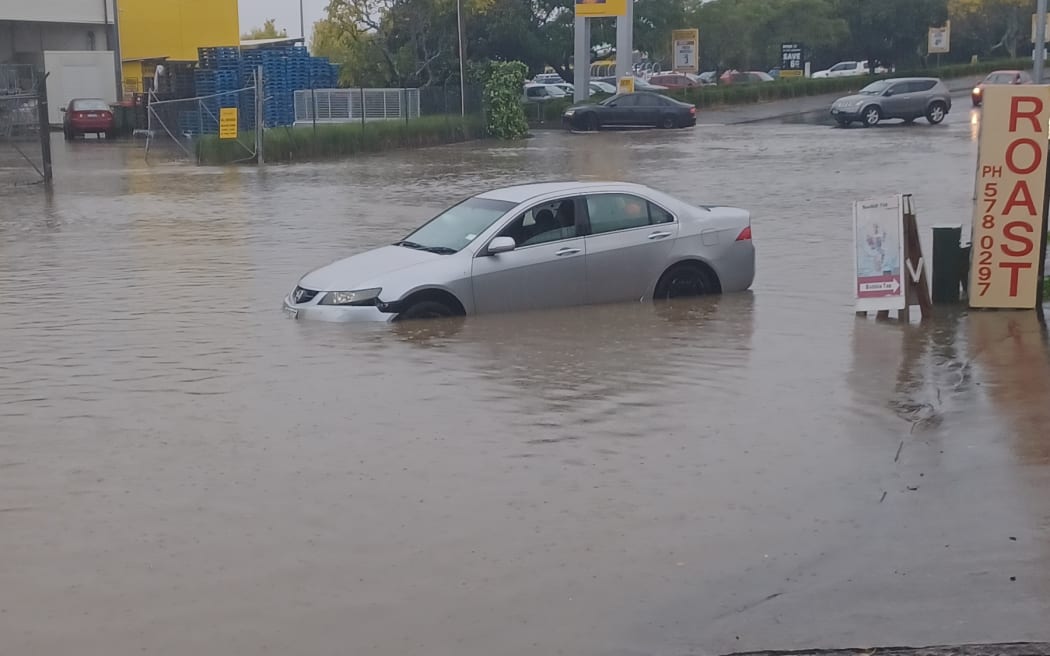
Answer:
[{"xmin": 219, "ymin": 107, "xmax": 238, "ymax": 140}]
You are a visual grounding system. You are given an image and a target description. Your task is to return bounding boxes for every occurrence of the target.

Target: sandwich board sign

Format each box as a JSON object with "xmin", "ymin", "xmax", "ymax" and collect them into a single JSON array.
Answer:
[{"xmin": 854, "ymin": 195, "xmax": 906, "ymax": 312}]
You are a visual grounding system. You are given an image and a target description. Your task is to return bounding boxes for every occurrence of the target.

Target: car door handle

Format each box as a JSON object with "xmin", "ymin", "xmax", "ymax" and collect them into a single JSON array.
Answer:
[
  {"xmin": 555, "ymin": 247, "xmax": 581, "ymax": 256},
  {"xmin": 647, "ymin": 231, "xmax": 673, "ymax": 240}
]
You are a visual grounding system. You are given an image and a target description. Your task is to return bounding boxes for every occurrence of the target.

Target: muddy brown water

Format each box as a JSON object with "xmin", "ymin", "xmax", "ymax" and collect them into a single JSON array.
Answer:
[{"xmin": 2, "ymin": 108, "xmax": 1049, "ymax": 655}]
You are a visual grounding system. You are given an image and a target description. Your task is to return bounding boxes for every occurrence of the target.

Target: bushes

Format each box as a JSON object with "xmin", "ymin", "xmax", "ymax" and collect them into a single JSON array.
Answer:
[
  {"xmin": 483, "ymin": 61, "xmax": 529, "ymax": 139},
  {"xmin": 196, "ymin": 114, "xmax": 486, "ymax": 164}
]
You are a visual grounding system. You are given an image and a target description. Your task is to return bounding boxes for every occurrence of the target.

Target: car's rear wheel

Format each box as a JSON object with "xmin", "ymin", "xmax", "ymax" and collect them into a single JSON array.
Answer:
[
  {"xmin": 862, "ymin": 105, "xmax": 881, "ymax": 127},
  {"xmin": 398, "ymin": 300, "xmax": 455, "ymax": 321},
  {"xmin": 926, "ymin": 101, "xmax": 947, "ymax": 125},
  {"xmin": 585, "ymin": 114, "xmax": 599, "ymax": 132},
  {"xmin": 660, "ymin": 114, "xmax": 678, "ymax": 129},
  {"xmin": 653, "ymin": 262, "xmax": 719, "ymax": 300}
]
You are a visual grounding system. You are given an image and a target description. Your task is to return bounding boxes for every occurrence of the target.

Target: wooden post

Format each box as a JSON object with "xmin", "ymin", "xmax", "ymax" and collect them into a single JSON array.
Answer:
[
  {"xmin": 35, "ymin": 73, "xmax": 53, "ymax": 186},
  {"xmin": 902, "ymin": 195, "xmax": 932, "ymax": 320}
]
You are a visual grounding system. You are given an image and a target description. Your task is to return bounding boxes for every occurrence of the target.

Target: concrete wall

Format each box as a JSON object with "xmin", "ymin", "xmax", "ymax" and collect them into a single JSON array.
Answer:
[
  {"xmin": 119, "ymin": 0, "xmax": 239, "ymax": 62},
  {"xmin": 1, "ymin": 21, "xmax": 112, "ymax": 67},
  {"xmin": 44, "ymin": 51, "xmax": 117, "ymax": 124},
  {"xmin": 4, "ymin": 0, "xmax": 114, "ymax": 25}
]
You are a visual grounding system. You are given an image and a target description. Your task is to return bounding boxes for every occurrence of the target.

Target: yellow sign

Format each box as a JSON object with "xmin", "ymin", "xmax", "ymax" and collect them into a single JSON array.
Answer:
[
  {"xmin": 617, "ymin": 76, "xmax": 635, "ymax": 94},
  {"xmin": 671, "ymin": 29, "xmax": 699, "ymax": 73},
  {"xmin": 969, "ymin": 85, "xmax": 1050, "ymax": 309},
  {"xmin": 219, "ymin": 107, "xmax": 238, "ymax": 140},
  {"xmin": 575, "ymin": 0, "xmax": 627, "ymax": 18},
  {"xmin": 780, "ymin": 70, "xmax": 804, "ymax": 79}
]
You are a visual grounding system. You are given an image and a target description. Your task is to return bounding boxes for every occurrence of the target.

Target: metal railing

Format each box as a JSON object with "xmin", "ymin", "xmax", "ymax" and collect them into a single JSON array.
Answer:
[{"xmin": 293, "ymin": 88, "xmax": 421, "ymax": 124}]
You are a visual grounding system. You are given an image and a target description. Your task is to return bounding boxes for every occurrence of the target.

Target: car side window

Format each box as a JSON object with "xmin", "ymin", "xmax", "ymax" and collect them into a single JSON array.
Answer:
[
  {"xmin": 908, "ymin": 80, "xmax": 936, "ymax": 92},
  {"xmin": 612, "ymin": 94, "xmax": 638, "ymax": 107},
  {"xmin": 499, "ymin": 198, "xmax": 580, "ymax": 247},
  {"xmin": 586, "ymin": 194, "xmax": 669, "ymax": 235}
]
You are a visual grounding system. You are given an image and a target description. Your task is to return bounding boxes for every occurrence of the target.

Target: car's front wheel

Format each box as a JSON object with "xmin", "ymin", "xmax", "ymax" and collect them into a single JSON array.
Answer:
[
  {"xmin": 862, "ymin": 105, "xmax": 881, "ymax": 127},
  {"xmin": 398, "ymin": 300, "xmax": 456, "ymax": 321},
  {"xmin": 926, "ymin": 101, "xmax": 947, "ymax": 125},
  {"xmin": 653, "ymin": 262, "xmax": 719, "ymax": 300}
]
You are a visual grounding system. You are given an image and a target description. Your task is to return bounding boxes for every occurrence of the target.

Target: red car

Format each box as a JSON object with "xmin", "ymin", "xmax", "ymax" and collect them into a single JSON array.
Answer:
[
  {"xmin": 972, "ymin": 70, "xmax": 1032, "ymax": 107},
  {"xmin": 718, "ymin": 70, "xmax": 775, "ymax": 85},
  {"xmin": 62, "ymin": 98, "xmax": 114, "ymax": 140},
  {"xmin": 648, "ymin": 73, "xmax": 701, "ymax": 90}
]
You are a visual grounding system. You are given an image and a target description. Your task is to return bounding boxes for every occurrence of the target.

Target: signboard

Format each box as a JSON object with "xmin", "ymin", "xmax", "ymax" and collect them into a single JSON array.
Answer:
[
  {"xmin": 575, "ymin": 0, "xmax": 627, "ymax": 18},
  {"xmin": 928, "ymin": 22, "xmax": 951, "ymax": 54},
  {"xmin": 969, "ymin": 85, "xmax": 1050, "ymax": 309},
  {"xmin": 672, "ymin": 29, "xmax": 700, "ymax": 73},
  {"xmin": 219, "ymin": 107, "xmax": 238, "ymax": 140},
  {"xmin": 617, "ymin": 76, "xmax": 635, "ymax": 94},
  {"xmin": 780, "ymin": 43, "xmax": 804, "ymax": 74},
  {"xmin": 854, "ymin": 195, "xmax": 906, "ymax": 312},
  {"xmin": 1033, "ymin": 13, "xmax": 1050, "ymax": 43}
]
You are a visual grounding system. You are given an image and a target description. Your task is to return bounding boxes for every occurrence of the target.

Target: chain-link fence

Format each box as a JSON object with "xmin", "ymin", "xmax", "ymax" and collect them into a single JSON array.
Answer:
[
  {"xmin": 1, "ymin": 64, "xmax": 48, "ymax": 186},
  {"xmin": 145, "ymin": 85, "xmax": 259, "ymax": 164}
]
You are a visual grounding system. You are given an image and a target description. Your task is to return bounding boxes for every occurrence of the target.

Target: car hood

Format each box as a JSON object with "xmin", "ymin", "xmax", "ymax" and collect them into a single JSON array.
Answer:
[
  {"xmin": 834, "ymin": 93, "xmax": 876, "ymax": 105},
  {"xmin": 299, "ymin": 245, "xmax": 445, "ymax": 291}
]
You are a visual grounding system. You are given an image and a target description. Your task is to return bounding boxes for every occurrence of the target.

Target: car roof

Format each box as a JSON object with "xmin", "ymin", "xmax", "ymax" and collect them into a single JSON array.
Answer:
[
  {"xmin": 476, "ymin": 181, "xmax": 657, "ymax": 204},
  {"xmin": 881, "ymin": 77, "xmax": 941, "ymax": 82}
]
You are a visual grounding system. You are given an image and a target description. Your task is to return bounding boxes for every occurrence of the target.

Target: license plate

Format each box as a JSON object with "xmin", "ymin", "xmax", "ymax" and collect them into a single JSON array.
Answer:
[
  {"xmin": 87, "ymin": 113, "xmax": 98, "ymax": 118},
  {"xmin": 283, "ymin": 307, "xmax": 299, "ymax": 319}
]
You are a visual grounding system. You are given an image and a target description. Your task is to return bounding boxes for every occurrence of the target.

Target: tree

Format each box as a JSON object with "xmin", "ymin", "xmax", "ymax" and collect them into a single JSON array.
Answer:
[
  {"xmin": 242, "ymin": 19, "xmax": 287, "ymax": 40},
  {"xmin": 949, "ymin": 0, "xmax": 1033, "ymax": 59},
  {"xmin": 835, "ymin": 0, "xmax": 949, "ymax": 70}
]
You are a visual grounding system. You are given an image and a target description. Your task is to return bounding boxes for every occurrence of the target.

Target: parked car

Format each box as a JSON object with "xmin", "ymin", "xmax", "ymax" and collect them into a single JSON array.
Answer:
[
  {"xmin": 697, "ymin": 71, "xmax": 719, "ymax": 85},
  {"xmin": 590, "ymin": 80, "xmax": 617, "ymax": 94},
  {"xmin": 811, "ymin": 60, "xmax": 890, "ymax": 79},
  {"xmin": 719, "ymin": 70, "xmax": 775, "ymax": 85},
  {"xmin": 563, "ymin": 92, "xmax": 696, "ymax": 131},
  {"xmin": 633, "ymin": 78, "xmax": 669, "ymax": 91},
  {"xmin": 972, "ymin": 70, "xmax": 1033, "ymax": 107},
  {"xmin": 62, "ymin": 98, "xmax": 114, "ymax": 139},
  {"xmin": 283, "ymin": 182, "xmax": 755, "ymax": 322},
  {"xmin": 648, "ymin": 73, "xmax": 702, "ymax": 90},
  {"xmin": 829, "ymin": 77, "xmax": 951, "ymax": 127},
  {"xmin": 533, "ymin": 73, "xmax": 565, "ymax": 85},
  {"xmin": 523, "ymin": 83, "xmax": 567, "ymax": 103}
]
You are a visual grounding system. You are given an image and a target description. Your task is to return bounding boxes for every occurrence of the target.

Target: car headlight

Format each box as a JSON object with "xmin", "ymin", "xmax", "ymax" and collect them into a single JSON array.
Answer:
[
  {"xmin": 319, "ymin": 288, "xmax": 382, "ymax": 306},
  {"xmin": 563, "ymin": 109, "xmax": 575, "ymax": 116},
  {"xmin": 973, "ymin": 87, "xmax": 982, "ymax": 95}
]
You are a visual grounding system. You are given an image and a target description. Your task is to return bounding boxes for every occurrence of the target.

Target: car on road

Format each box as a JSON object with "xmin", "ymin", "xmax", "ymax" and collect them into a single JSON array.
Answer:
[
  {"xmin": 523, "ymin": 83, "xmax": 567, "ymax": 103},
  {"xmin": 829, "ymin": 77, "xmax": 951, "ymax": 127},
  {"xmin": 811, "ymin": 60, "xmax": 890, "ymax": 79},
  {"xmin": 62, "ymin": 98, "xmax": 114, "ymax": 140},
  {"xmin": 972, "ymin": 70, "xmax": 1033, "ymax": 107},
  {"xmin": 562, "ymin": 91, "xmax": 696, "ymax": 131},
  {"xmin": 283, "ymin": 182, "xmax": 754, "ymax": 322}
]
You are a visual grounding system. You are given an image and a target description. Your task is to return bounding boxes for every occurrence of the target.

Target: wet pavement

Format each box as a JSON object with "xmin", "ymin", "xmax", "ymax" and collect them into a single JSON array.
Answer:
[{"xmin": 2, "ymin": 106, "xmax": 1049, "ymax": 656}]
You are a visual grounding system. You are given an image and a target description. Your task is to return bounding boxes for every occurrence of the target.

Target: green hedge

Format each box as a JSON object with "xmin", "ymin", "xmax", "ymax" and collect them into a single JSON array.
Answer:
[
  {"xmin": 197, "ymin": 114, "xmax": 486, "ymax": 165},
  {"xmin": 526, "ymin": 57, "xmax": 1031, "ymax": 123}
]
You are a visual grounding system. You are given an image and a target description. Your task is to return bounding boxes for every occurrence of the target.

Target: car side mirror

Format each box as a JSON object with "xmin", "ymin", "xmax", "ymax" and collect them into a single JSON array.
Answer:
[
  {"xmin": 487, "ymin": 236, "xmax": 517, "ymax": 255},
  {"xmin": 883, "ymin": 89, "xmax": 894, "ymax": 97}
]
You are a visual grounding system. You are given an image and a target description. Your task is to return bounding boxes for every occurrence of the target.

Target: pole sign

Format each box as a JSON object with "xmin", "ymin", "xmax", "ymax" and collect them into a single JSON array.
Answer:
[
  {"xmin": 928, "ymin": 22, "xmax": 951, "ymax": 54},
  {"xmin": 575, "ymin": 0, "xmax": 627, "ymax": 18},
  {"xmin": 1033, "ymin": 13, "xmax": 1050, "ymax": 43},
  {"xmin": 780, "ymin": 43, "xmax": 804, "ymax": 78},
  {"xmin": 617, "ymin": 76, "xmax": 635, "ymax": 94},
  {"xmin": 854, "ymin": 195, "xmax": 906, "ymax": 312},
  {"xmin": 969, "ymin": 85, "xmax": 1050, "ymax": 309},
  {"xmin": 672, "ymin": 29, "xmax": 700, "ymax": 73},
  {"xmin": 219, "ymin": 107, "xmax": 238, "ymax": 140}
]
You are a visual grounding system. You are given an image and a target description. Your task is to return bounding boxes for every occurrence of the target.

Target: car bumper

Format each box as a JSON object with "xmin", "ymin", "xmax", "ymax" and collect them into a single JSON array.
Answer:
[
  {"xmin": 283, "ymin": 295, "xmax": 394, "ymax": 322},
  {"xmin": 829, "ymin": 108, "xmax": 863, "ymax": 120},
  {"xmin": 70, "ymin": 120, "xmax": 114, "ymax": 131}
]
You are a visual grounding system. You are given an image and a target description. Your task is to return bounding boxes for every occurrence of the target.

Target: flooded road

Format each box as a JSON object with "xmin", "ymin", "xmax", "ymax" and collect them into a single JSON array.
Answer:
[{"xmin": 2, "ymin": 107, "xmax": 1050, "ymax": 655}]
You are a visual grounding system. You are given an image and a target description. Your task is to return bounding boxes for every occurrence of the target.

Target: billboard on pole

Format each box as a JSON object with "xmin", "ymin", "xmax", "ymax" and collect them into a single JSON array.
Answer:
[
  {"xmin": 671, "ymin": 29, "xmax": 699, "ymax": 73},
  {"xmin": 928, "ymin": 23, "xmax": 951, "ymax": 54},
  {"xmin": 575, "ymin": 0, "xmax": 627, "ymax": 18}
]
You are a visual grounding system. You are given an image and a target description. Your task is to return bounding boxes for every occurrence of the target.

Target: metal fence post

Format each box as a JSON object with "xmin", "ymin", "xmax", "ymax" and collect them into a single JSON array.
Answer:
[
  {"xmin": 360, "ymin": 87, "xmax": 366, "ymax": 128},
  {"xmin": 256, "ymin": 65, "xmax": 265, "ymax": 165},
  {"xmin": 35, "ymin": 72, "xmax": 53, "ymax": 185}
]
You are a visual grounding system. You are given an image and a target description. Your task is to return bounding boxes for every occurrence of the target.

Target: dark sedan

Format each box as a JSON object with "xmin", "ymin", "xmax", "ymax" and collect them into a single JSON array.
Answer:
[{"xmin": 563, "ymin": 92, "xmax": 696, "ymax": 131}]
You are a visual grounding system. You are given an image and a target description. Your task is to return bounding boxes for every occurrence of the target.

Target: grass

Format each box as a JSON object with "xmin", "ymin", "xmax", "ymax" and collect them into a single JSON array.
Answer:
[{"xmin": 197, "ymin": 114, "xmax": 486, "ymax": 165}]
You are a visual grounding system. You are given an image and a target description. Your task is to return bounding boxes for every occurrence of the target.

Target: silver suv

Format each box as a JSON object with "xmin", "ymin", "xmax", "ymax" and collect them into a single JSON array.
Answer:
[{"xmin": 830, "ymin": 77, "xmax": 951, "ymax": 127}]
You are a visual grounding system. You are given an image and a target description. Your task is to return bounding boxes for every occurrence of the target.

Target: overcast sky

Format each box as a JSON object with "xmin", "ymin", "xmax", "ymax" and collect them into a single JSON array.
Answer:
[{"xmin": 239, "ymin": 0, "xmax": 328, "ymax": 41}]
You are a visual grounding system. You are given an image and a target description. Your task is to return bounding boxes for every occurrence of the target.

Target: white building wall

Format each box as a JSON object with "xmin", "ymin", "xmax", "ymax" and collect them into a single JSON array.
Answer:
[
  {"xmin": 4, "ymin": 0, "xmax": 115, "ymax": 24},
  {"xmin": 44, "ymin": 51, "xmax": 117, "ymax": 124}
]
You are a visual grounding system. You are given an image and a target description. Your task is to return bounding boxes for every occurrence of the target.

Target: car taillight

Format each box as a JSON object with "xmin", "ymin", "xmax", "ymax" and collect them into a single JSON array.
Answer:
[
  {"xmin": 690, "ymin": 106, "xmax": 697, "ymax": 114},
  {"xmin": 736, "ymin": 226, "xmax": 752, "ymax": 241}
]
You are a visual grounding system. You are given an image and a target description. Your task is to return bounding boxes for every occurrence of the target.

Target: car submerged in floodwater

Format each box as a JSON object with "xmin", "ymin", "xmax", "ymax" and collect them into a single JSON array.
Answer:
[{"xmin": 283, "ymin": 182, "xmax": 755, "ymax": 322}]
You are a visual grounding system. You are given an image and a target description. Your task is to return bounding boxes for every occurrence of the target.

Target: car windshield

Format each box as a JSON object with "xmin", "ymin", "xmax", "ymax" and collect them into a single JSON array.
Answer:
[
  {"xmin": 858, "ymin": 80, "xmax": 892, "ymax": 95},
  {"xmin": 72, "ymin": 99, "xmax": 109, "ymax": 111},
  {"xmin": 985, "ymin": 72, "xmax": 1018, "ymax": 84},
  {"xmin": 398, "ymin": 197, "xmax": 515, "ymax": 253}
]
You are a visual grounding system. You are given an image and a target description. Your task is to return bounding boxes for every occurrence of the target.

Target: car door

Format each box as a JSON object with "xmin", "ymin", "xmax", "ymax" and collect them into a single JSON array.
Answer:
[
  {"xmin": 829, "ymin": 62, "xmax": 854, "ymax": 78},
  {"xmin": 600, "ymin": 94, "xmax": 640, "ymax": 125},
  {"xmin": 582, "ymin": 193, "xmax": 680, "ymax": 305},
  {"xmin": 906, "ymin": 80, "xmax": 935, "ymax": 115},
  {"xmin": 880, "ymin": 81, "xmax": 910, "ymax": 117},
  {"xmin": 471, "ymin": 197, "xmax": 587, "ymax": 314},
  {"xmin": 632, "ymin": 93, "xmax": 663, "ymax": 125}
]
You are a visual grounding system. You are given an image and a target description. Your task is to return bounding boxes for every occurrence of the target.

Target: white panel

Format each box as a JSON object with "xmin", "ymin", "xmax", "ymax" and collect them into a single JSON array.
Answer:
[
  {"xmin": 43, "ymin": 51, "xmax": 116, "ymax": 124},
  {"xmin": 4, "ymin": 0, "xmax": 114, "ymax": 24}
]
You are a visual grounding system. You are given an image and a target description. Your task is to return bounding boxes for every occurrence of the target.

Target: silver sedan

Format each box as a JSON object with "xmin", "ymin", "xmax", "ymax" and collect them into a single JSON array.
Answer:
[{"xmin": 283, "ymin": 181, "xmax": 755, "ymax": 321}]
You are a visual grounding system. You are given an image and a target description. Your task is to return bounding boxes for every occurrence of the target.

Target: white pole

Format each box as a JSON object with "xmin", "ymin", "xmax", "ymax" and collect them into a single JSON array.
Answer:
[
  {"xmin": 457, "ymin": 0, "xmax": 466, "ymax": 116},
  {"xmin": 1037, "ymin": 0, "xmax": 1048, "ymax": 83}
]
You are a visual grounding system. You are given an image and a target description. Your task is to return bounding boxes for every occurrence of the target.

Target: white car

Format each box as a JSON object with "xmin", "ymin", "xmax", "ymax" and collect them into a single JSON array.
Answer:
[
  {"xmin": 590, "ymin": 80, "xmax": 617, "ymax": 94},
  {"xmin": 283, "ymin": 182, "xmax": 756, "ymax": 322},
  {"xmin": 811, "ymin": 60, "xmax": 890, "ymax": 79},
  {"xmin": 523, "ymin": 83, "xmax": 567, "ymax": 102}
]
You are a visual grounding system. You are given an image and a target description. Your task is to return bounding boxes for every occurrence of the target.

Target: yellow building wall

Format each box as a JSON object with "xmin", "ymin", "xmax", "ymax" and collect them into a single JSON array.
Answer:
[{"xmin": 119, "ymin": 0, "xmax": 239, "ymax": 63}]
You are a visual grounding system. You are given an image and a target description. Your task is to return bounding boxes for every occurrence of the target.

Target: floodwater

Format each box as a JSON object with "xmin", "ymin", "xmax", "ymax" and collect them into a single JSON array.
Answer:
[{"xmin": 2, "ymin": 107, "xmax": 1050, "ymax": 656}]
